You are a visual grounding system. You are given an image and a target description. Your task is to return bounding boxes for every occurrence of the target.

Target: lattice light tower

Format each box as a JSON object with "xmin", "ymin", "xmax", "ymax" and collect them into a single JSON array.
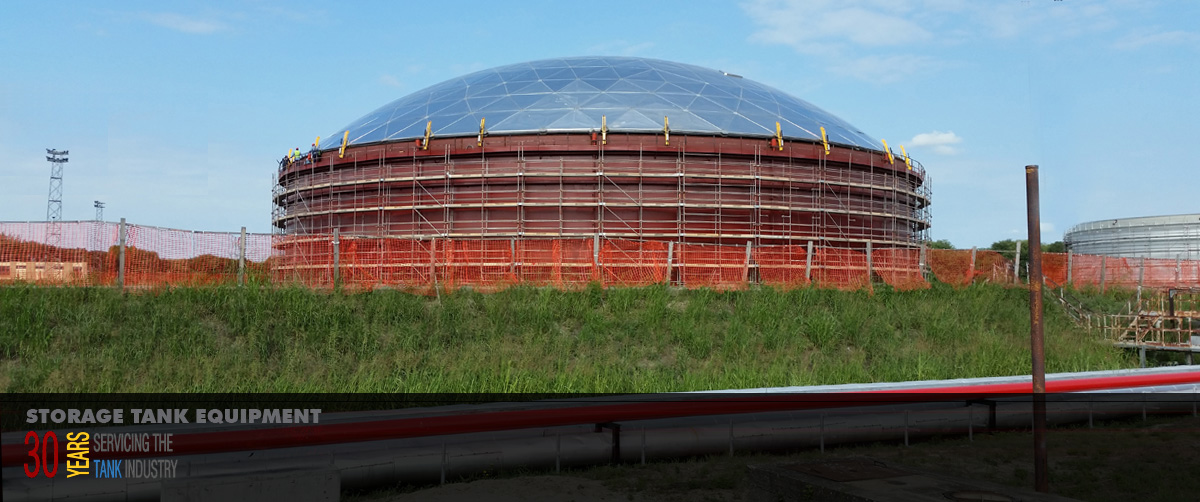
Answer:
[
  {"xmin": 45, "ymin": 149, "xmax": 69, "ymax": 246},
  {"xmin": 94, "ymin": 200, "xmax": 105, "ymax": 222}
]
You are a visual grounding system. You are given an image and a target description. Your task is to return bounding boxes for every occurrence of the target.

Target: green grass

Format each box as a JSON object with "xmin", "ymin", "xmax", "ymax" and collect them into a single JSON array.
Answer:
[{"xmin": 0, "ymin": 282, "xmax": 1136, "ymax": 392}]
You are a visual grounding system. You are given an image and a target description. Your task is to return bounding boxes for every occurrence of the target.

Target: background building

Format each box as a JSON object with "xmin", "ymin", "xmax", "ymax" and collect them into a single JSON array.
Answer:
[{"xmin": 1064, "ymin": 214, "xmax": 1200, "ymax": 260}]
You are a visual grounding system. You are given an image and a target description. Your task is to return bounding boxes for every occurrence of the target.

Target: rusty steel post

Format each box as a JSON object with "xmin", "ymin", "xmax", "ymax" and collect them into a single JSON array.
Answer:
[{"xmin": 1025, "ymin": 164, "xmax": 1048, "ymax": 493}]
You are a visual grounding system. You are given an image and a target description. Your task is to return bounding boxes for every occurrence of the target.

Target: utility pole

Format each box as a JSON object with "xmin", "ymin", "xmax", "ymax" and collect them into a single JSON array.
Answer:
[{"xmin": 46, "ymin": 149, "xmax": 69, "ymax": 248}]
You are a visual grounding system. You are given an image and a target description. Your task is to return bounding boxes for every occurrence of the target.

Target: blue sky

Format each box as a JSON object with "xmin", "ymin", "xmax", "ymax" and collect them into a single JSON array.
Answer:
[{"xmin": 2, "ymin": 0, "xmax": 1196, "ymax": 247}]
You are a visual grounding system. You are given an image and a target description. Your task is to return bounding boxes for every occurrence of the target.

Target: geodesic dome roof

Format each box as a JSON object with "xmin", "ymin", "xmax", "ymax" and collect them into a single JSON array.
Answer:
[{"xmin": 319, "ymin": 56, "xmax": 881, "ymax": 150}]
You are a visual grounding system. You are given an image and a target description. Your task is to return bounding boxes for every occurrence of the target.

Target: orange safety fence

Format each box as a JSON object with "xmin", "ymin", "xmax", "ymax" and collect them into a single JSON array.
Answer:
[
  {"xmin": 599, "ymin": 239, "xmax": 669, "ymax": 288},
  {"xmin": 8, "ymin": 221, "xmax": 1200, "ymax": 293},
  {"xmin": 676, "ymin": 242, "xmax": 749, "ymax": 290},
  {"xmin": 1043, "ymin": 253, "xmax": 1200, "ymax": 290},
  {"xmin": 810, "ymin": 247, "xmax": 871, "ymax": 291},
  {"xmin": 873, "ymin": 248, "xmax": 930, "ymax": 291},
  {"xmin": 752, "ymin": 244, "xmax": 809, "ymax": 290},
  {"xmin": 928, "ymin": 249, "xmax": 1013, "ymax": 287}
]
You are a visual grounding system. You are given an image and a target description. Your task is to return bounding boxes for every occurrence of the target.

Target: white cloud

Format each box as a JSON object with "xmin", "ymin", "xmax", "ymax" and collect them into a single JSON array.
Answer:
[
  {"xmin": 829, "ymin": 54, "xmax": 941, "ymax": 83},
  {"xmin": 743, "ymin": 0, "xmax": 932, "ymax": 54},
  {"xmin": 379, "ymin": 75, "xmax": 403, "ymax": 88},
  {"xmin": 140, "ymin": 13, "xmax": 227, "ymax": 34},
  {"xmin": 910, "ymin": 130, "xmax": 962, "ymax": 155},
  {"xmin": 1113, "ymin": 29, "xmax": 1200, "ymax": 50}
]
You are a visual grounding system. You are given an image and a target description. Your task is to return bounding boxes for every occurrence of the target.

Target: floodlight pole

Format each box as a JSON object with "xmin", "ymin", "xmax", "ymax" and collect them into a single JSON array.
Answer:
[
  {"xmin": 1025, "ymin": 164, "xmax": 1048, "ymax": 493},
  {"xmin": 46, "ymin": 149, "xmax": 69, "ymax": 248}
]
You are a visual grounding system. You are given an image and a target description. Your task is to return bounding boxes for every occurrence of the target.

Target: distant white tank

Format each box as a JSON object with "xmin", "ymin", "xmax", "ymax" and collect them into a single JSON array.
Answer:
[{"xmin": 1065, "ymin": 214, "xmax": 1200, "ymax": 259}]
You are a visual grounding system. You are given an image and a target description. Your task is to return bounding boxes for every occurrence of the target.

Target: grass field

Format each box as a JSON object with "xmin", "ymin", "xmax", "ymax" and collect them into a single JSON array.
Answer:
[{"xmin": 0, "ymin": 283, "xmax": 1137, "ymax": 393}]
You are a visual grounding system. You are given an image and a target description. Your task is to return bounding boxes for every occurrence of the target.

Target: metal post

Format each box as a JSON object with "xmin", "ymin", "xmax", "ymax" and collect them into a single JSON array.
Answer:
[
  {"xmin": 1177, "ymin": 257, "xmax": 1183, "ymax": 285},
  {"xmin": 866, "ymin": 241, "xmax": 873, "ymax": 282},
  {"xmin": 1139, "ymin": 257, "xmax": 1145, "ymax": 290},
  {"xmin": 743, "ymin": 241, "xmax": 752, "ymax": 284},
  {"xmin": 665, "ymin": 241, "xmax": 674, "ymax": 285},
  {"xmin": 332, "ymin": 229, "xmax": 341, "ymax": 290},
  {"xmin": 1014, "ymin": 240, "xmax": 1022, "ymax": 283},
  {"xmin": 805, "ymin": 241, "xmax": 814, "ymax": 283},
  {"xmin": 1025, "ymin": 164, "xmax": 1048, "ymax": 493},
  {"xmin": 238, "ymin": 226, "xmax": 247, "ymax": 287},
  {"xmin": 117, "ymin": 218, "xmax": 126, "ymax": 290}
]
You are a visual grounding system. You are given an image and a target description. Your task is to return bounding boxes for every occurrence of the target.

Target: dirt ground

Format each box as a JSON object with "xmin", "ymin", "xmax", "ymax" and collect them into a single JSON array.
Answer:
[{"xmin": 348, "ymin": 413, "xmax": 1200, "ymax": 502}]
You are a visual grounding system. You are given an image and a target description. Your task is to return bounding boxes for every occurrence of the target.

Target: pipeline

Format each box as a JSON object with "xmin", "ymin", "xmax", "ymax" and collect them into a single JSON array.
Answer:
[{"xmin": 4, "ymin": 367, "xmax": 1199, "ymax": 501}]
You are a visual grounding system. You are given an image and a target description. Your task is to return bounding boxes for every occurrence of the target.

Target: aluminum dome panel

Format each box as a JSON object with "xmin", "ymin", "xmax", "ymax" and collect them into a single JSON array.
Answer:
[{"xmin": 319, "ymin": 57, "xmax": 880, "ymax": 150}]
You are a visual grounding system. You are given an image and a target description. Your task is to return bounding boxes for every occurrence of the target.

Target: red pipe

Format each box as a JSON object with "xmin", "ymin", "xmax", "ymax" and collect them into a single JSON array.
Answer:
[{"xmin": 5, "ymin": 370, "xmax": 1199, "ymax": 468}]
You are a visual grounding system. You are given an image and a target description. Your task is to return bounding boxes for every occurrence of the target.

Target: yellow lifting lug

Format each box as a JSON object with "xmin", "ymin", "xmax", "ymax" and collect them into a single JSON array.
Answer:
[
  {"xmin": 601, "ymin": 115, "xmax": 608, "ymax": 145},
  {"xmin": 881, "ymin": 139, "xmax": 895, "ymax": 165},
  {"xmin": 477, "ymin": 117, "xmax": 486, "ymax": 147},
  {"xmin": 900, "ymin": 144, "xmax": 912, "ymax": 170},
  {"xmin": 774, "ymin": 122, "xmax": 784, "ymax": 151},
  {"xmin": 338, "ymin": 131, "xmax": 349, "ymax": 159},
  {"xmin": 819, "ymin": 126, "xmax": 830, "ymax": 156},
  {"xmin": 663, "ymin": 116, "xmax": 670, "ymax": 146},
  {"xmin": 422, "ymin": 120, "xmax": 432, "ymax": 151}
]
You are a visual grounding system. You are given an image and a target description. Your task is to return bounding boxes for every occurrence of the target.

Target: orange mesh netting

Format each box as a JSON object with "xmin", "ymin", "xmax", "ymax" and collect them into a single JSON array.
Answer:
[
  {"xmin": 599, "ymin": 239, "xmax": 669, "ymax": 287},
  {"xmin": 273, "ymin": 234, "xmax": 335, "ymax": 289},
  {"xmin": 811, "ymin": 247, "xmax": 870, "ymax": 291},
  {"xmin": 928, "ymin": 249, "xmax": 1013, "ymax": 286},
  {"xmin": 974, "ymin": 250, "xmax": 1012, "ymax": 284},
  {"xmin": 7, "ymin": 221, "xmax": 1200, "ymax": 293},
  {"xmin": 929, "ymin": 249, "xmax": 972, "ymax": 286},
  {"xmin": 1043, "ymin": 253, "xmax": 1069, "ymax": 286},
  {"xmin": 676, "ymin": 242, "xmax": 748, "ymax": 290},
  {"xmin": 514, "ymin": 239, "xmax": 595, "ymax": 290},
  {"xmin": 1069, "ymin": 254, "xmax": 1104, "ymax": 288},
  {"xmin": 0, "ymin": 221, "xmax": 118, "ymax": 285},
  {"xmin": 752, "ymin": 244, "xmax": 809, "ymax": 290},
  {"xmin": 872, "ymin": 248, "xmax": 929, "ymax": 291},
  {"xmin": 441, "ymin": 239, "xmax": 517, "ymax": 292}
]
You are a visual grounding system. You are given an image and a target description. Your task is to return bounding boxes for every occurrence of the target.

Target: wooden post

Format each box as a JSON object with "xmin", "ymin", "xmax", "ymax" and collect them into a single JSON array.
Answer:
[
  {"xmin": 969, "ymin": 246, "xmax": 977, "ymax": 283},
  {"xmin": 332, "ymin": 229, "xmax": 341, "ymax": 290},
  {"xmin": 1100, "ymin": 256, "xmax": 1107, "ymax": 293},
  {"xmin": 1013, "ymin": 240, "xmax": 1022, "ymax": 283},
  {"xmin": 805, "ymin": 241, "xmax": 814, "ymax": 283},
  {"xmin": 238, "ymin": 226, "xmax": 247, "ymax": 287},
  {"xmin": 117, "ymin": 218, "xmax": 126, "ymax": 290},
  {"xmin": 1067, "ymin": 252, "xmax": 1073, "ymax": 287}
]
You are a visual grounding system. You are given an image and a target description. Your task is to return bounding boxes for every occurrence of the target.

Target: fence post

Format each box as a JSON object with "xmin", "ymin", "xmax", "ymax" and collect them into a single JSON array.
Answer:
[
  {"xmin": 1138, "ymin": 257, "xmax": 1145, "ymax": 290},
  {"xmin": 117, "ymin": 218, "xmax": 126, "ymax": 290},
  {"xmin": 238, "ymin": 226, "xmax": 247, "ymax": 287},
  {"xmin": 665, "ymin": 241, "xmax": 674, "ymax": 285},
  {"xmin": 1176, "ymin": 256, "xmax": 1182, "ymax": 286},
  {"xmin": 865, "ymin": 241, "xmax": 873, "ymax": 282},
  {"xmin": 743, "ymin": 241, "xmax": 752, "ymax": 284},
  {"xmin": 1067, "ymin": 252, "xmax": 1073, "ymax": 287},
  {"xmin": 969, "ymin": 247, "xmax": 977, "ymax": 282},
  {"xmin": 332, "ymin": 229, "xmax": 341, "ymax": 290},
  {"xmin": 805, "ymin": 241, "xmax": 814, "ymax": 283},
  {"xmin": 1013, "ymin": 240, "xmax": 1022, "ymax": 283},
  {"xmin": 919, "ymin": 243, "xmax": 927, "ymax": 279},
  {"xmin": 1100, "ymin": 256, "xmax": 1107, "ymax": 293},
  {"xmin": 510, "ymin": 238, "xmax": 517, "ymax": 278}
]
